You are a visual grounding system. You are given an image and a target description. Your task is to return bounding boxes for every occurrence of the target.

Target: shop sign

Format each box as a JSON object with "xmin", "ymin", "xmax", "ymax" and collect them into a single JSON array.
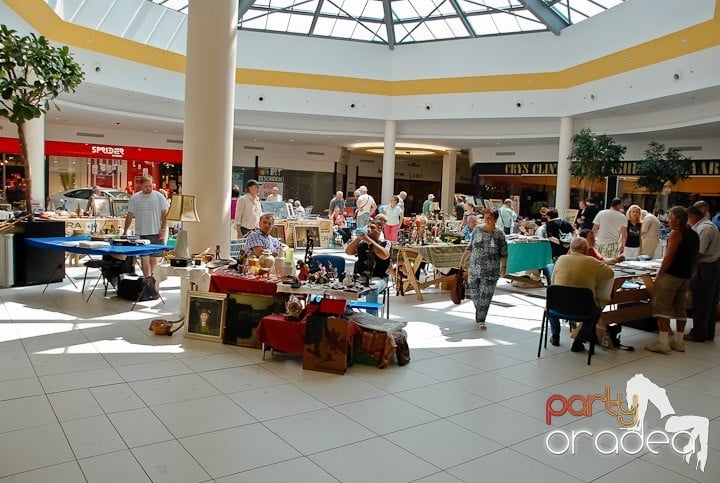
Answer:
[
  {"xmin": 475, "ymin": 160, "xmax": 720, "ymax": 177},
  {"xmin": 258, "ymin": 167, "xmax": 283, "ymax": 183},
  {"xmin": 91, "ymin": 145, "xmax": 125, "ymax": 158}
]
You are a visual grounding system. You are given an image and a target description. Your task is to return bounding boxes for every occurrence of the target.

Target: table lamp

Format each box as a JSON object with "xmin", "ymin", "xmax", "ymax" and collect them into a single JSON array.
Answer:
[{"xmin": 167, "ymin": 194, "xmax": 200, "ymax": 259}]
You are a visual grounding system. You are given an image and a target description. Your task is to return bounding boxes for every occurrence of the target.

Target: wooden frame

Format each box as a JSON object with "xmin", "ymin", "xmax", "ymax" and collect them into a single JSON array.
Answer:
[
  {"xmin": 563, "ymin": 208, "xmax": 579, "ymax": 226},
  {"xmin": 184, "ymin": 291, "xmax": 227, "ymax": 341},
  {"xmin": 223, "ymin": 292, "xmax": 287, "ymax": 348},
  {"xmin": 489, "ymin": 199, "xmax": 503, "ymax": 210},
  {"xmin": 294, "ymin": 225, "xmax": 320, "ymax": 249},
  {"xmin": 270, "ymin": 224, "xmax": 286, "ymax": 243},
  {"xmin": 112, "ymin": 199, "xmax": 129, "ymax": 218}
]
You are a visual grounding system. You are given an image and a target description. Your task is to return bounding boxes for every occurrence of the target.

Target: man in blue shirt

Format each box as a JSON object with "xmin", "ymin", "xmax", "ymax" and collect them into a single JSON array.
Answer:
[
  {"xmin": 245, "ymin": 213, "xmax": 282, "ymax": 256},
  {"xmin": 462, "ymin": 215, "xmax": 478, "ymax": 241}
]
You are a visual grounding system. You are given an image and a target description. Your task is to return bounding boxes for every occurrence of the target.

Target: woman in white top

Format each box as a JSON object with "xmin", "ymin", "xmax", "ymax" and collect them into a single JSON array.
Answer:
[
  {"xmin": 294, "ymin": 200, "xmax": 305, "ymax": 219},
  {"xmin": 382, "ymin": 195, "xmax": 404, "ymax": 241}
]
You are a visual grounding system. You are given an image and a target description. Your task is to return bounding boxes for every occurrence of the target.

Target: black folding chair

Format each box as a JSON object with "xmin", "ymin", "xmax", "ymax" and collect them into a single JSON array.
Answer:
[{"xmin": 538, "ymin": 285, "xmax": 599, "ymax": 365}]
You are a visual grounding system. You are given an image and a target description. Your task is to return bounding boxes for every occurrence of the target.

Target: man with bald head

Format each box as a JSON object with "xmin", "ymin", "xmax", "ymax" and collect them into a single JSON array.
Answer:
[{"xmin": 549, "ymin": 237, "xmax": 614, "ymax": 351}]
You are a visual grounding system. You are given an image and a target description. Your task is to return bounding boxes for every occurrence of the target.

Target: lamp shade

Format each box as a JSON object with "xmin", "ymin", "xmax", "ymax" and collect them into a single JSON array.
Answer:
[{"xmin": 167, "ymin": 194, "xmax": 200, "ymax": 222}]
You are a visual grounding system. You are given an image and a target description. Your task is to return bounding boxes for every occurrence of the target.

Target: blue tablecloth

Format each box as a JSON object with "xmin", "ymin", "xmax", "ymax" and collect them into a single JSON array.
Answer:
[
  {"xmin": 26, "ymin": 236, "xmax": 171, "ymax": 257},
  {"xmin": 506, "ymin": 240, "xmax": 552, "ymax": 274}
]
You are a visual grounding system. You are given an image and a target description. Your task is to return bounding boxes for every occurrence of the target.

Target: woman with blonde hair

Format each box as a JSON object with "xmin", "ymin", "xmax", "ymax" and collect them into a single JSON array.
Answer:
[{"xmin": 624, "ymin": 204, "xmax": 643, "ymax": 258}]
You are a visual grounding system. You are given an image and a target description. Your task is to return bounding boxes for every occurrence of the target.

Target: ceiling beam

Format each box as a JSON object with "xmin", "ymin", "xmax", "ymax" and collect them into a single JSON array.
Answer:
[
  {"xmin": 448, "ymin": 0, "xmax": 476, "ymax": 38},
  {"xmin": 382, "ymin": 0, "xmax": 395, "ymax": 50},
  {"xmin": 308, "ymin": 0, "xmax": 324, "ymax": 36},
  {"xmin": 518, "ymin": 0, "xmax": 568, "ymax": 35},
  {"xmin": 238, "ymin": 0, "xmax": 256, "ymax": 20}
]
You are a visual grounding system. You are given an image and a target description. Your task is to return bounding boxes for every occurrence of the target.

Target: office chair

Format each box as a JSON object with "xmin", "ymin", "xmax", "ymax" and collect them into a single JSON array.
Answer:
[{"xmin": 538, "ymin": 285, "xmax": 599, "ymax": 365}]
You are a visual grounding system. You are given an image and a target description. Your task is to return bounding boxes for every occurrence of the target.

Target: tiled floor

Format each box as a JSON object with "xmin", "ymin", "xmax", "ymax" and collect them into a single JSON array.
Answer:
[{"xmin": 0, "ymin": 262, "xmax": 719, "ymax": 482}]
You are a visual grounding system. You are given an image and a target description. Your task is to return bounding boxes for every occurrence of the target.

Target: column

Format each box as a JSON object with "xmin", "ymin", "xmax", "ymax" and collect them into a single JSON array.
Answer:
[
  {"xmin": 556, "ymin": 116, "xmax": 573, "ymax": 214},
  {"xmin": 182, "ymin": 0, "xmax": 237, "ymax": 257},
  {"xmin": 25, "ymin": 115, "xmax": 45, "ymax": 208},
  {"xmin": 381, "ymin": 120, "xmax": 396, "ymax": 205},
  {"xmin": 441, "ymin": 149, "xmax": 457, "ymax": 214}
]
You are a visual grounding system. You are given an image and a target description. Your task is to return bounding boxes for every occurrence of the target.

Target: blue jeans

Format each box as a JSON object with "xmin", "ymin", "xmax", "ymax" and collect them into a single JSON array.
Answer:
[{"xmin": 366, "ymin": 277, "xmax": 387, "ymax": 315}]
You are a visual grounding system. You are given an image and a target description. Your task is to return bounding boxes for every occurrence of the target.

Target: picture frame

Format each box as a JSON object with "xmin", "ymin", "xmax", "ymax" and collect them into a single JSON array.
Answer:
[
  {"xmin": 112, "ymin": 199, "xmax": 129, "ymax": 218},
  {"xmin": 270, "ymin": 223, "xmax": 286, "ymax": 243},
  {"xmin": 261, "ymin": 201, "xmax": 289, "ymax": 220},
  {"xmin": 563, "ymin": 208, "xmax": 580, "ymax": 226},
  {"xmin": 482, "ymin": 199, "xmax": 492, "ymax": 209},
  {"xmin": 185, "ymin": 291, "xmax": 227, "ymax": 342},
  {"xmin": 285, "ymin": 202, "xmax": 295, "ymax": 218},
  {"xmin": 489, "ymin": 199, "xmax": 503, "ymax": 210},
  {"xmin": 91, "ymin": 197, "xmax": 112, "ymax": 217},
  {"xmin": 294, "ymin": 225, "xmax": 320, "ymax": 249},
  {"xmin": 223, "ymin": 293, "xmax": 287, "ymax": 347}
]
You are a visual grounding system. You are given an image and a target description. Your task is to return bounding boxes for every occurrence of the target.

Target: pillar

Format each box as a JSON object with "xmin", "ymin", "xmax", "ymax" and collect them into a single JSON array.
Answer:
[
  {"xmin": 556, "ymin": 116, "xmax": 573, "ymax": 214},
  {"xmin": 441, "ymin": 149, "xmax": 457, "ymax": 214},
  {"xmin": 25, "ymin": 115, "xmax": 45, "ymax": 208},
  {"xmin": 182, "ymin": 0, "xmax": 237, "ymax": 257},
  {"xmin": 381, "ymin": 120, "xmax": 396, "ymax": 205}
]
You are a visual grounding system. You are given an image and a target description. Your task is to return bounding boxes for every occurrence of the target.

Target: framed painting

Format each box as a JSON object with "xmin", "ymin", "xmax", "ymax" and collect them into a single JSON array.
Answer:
[
  {"xmin": 112, "ymin": 199, "xmax": 129, "ymax": 218},
  {"xmin": 185, "ymin": 291, "xmax": 227, "ymax": 342},
  {"xmin": 223, "ymin": 293, "xmax": 287, "ymax": 347},
  {"xmin": 91, "ymin": 197, "xmax": 112, "ymax": 217},
  {"xmin": 482, "ymin": 199, "xmax": 492, "ymax": 209},
  {"xmin": 270, "ymin": 224, "xmax": 286, "ymax": 243},
  {"xmin": 489, "ymin": 199, "xmax": 503, "ymax": 210},
  {"xmin": 261, "ymin": 201, "xmax": 289, "ymax": 220},
  {"xmin": 294, "ymin": 225, "xmax": 320, "ymax": 249},
  {"xmin": 563, "ymin": 208, "xmax": 580, "ymax": 226},
  {"xmin": 303, "ymin": 316, "xmax": 348, "ymax": 375}
]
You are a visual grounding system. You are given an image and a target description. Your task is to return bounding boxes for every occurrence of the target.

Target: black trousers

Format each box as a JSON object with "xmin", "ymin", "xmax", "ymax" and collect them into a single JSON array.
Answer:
[{"xmin": 689, "ymin": 261, "xmax": 720, "ymax": 341}]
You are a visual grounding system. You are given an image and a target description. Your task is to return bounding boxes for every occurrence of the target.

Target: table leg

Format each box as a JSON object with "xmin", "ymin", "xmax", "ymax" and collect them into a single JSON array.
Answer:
[{"xmin": 402, "ymin": 250, "xmax": 425, "ymax": 301}]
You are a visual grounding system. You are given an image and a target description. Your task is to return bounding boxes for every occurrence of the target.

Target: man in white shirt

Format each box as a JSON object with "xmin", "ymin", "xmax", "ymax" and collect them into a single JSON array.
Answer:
[
  {"xmin": 265, "ymin": 186, "xmax": 283, "ymax": 202},
  {"xmin": 640, "ymin": 210, "xmax": 662, "ymax": 258},
  {"xmin": 592, "ymin": 198, "xmax": 628, "ymax": 259},
  {"xmin": 686, "ymin": 205, "xmax": 720, "ymax": 342},
  {"xmin": 397, "ymin": 191, "xmax": 408, "ymax": 215},
  {"xmin": 123, "ymin": 176, "xmax": 169, "ymax": 279},
  {"xmin": 355, "ymin": 185, "xmax": 376, "ymax": 228},
  {"xmin": 498, "ymin": 198, "xmax": 517, "ymax": 235},
  {"xmin": 235, "ymin": 179, "xmax": 262, "ymax": 237}
]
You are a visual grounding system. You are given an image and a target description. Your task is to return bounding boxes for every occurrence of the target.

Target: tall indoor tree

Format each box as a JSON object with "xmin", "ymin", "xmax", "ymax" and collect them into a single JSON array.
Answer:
[
  {"xmin": 0, "ymin": 25, "xmax": 84, "ymax": 218},
  {"xmin": 636, "ymin": 141, "xmax": 692, "ymax": 212},
  {"xmin": 569, "ymin": 128, "xmax": 627, "ymax": 198}
]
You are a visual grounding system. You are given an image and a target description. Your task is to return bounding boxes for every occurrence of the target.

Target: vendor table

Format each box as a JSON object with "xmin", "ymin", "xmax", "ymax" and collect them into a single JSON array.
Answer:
[
  {"xmin": 26, "ymin": 236, "xmax": 171, "ymax": 294},
  {"xmin": 596, "ymin": 260, "xmax": 658, "ymax": 326},
  {"xmin": 209, "ymin": 270, "xmax": 280, "ymax": 295},
  {"xmin": 504, "ymin": 240, "xmax": 553, "ymax": 287},
  {"xmin": 395, "ymin": 239, "xmax": 552, "ymax": 300}
]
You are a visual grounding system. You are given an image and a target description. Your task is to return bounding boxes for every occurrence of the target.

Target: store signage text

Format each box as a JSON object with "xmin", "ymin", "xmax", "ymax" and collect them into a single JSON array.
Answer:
[
  {"xmin": 91, "ymin": 145, "xmax": 125, "ymax": 158},
  {"xmin": 477, "ymin": 160, "xmax": 720, "ymax": 177}
]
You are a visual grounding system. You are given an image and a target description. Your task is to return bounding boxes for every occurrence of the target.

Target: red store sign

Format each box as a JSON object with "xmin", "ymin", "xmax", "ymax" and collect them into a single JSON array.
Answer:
[{"xmin": 0, "ymin": 137, "xmax": 182, "ymax": 163}]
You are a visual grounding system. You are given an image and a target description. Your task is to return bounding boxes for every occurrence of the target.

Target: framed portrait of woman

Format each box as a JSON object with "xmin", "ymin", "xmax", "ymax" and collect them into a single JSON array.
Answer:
[{"xmin": 185, "ymin": 291, "xmax": 227, "ymax": 342}]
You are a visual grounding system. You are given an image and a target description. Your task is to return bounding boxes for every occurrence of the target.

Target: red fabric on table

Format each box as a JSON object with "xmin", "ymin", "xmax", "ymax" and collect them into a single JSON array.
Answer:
[
  {"xmin": 209, "ymin": 271, "xmax": 279, "ymax": 295},
  {"xmin": 257, "ymin": 314, "xmax": 361, "ymax": 355}
]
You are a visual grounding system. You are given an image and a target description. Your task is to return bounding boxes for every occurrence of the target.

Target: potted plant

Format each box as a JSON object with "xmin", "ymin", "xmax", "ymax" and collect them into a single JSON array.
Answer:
[
  {"xmin": 636, "ymin": 142, "xmax": 691, "ymax": 212},
  {"xmin": 0, "ymin": 25, "xmax": 84, "ymax": 219},
  {"xmin": 569, "ymin": 128, "xmax": 627, "ymax": 199}
]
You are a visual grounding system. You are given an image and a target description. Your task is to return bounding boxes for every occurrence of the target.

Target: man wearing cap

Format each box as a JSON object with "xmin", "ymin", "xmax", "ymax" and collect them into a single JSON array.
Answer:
[
  {"xmin": 422, "ymin": 194, "xmax": 435, "ymax": 217},
  {"xmin": 355, "ymin": 186, "xmax": 376, "ymax": 228},
  {"xmin": 235, "ymin": 179, "xmax": 262, "ymax": 237},
  {"xmin": 499, "ymin": 198, "xmax": 517, "ymax": 235}
]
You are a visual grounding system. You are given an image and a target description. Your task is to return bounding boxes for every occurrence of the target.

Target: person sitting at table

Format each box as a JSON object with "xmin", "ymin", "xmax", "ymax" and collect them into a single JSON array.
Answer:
[
  {"xmin": 245, "ymin": 213, "xmax": 283, "ymax": 257},
  {"xmin": 645, "ymin": 206, "xmax": 699, "ymax": 354},
  {"xmin": 578, "ymin": 229, "xmax": 624, "ymax": 265},
  {"xmin": 346, "ymin": 219, "xmax": 390, "ymax": 315},
  {"xmin": 550, "ymin": 237, "xmax": 614, "ymax": 350}
]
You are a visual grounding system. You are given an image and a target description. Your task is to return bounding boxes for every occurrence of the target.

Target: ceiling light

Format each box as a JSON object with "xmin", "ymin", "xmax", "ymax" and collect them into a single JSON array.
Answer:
[{"xmin": 349, "ymin": 142, "xmax": 449, "ymax": 156}]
